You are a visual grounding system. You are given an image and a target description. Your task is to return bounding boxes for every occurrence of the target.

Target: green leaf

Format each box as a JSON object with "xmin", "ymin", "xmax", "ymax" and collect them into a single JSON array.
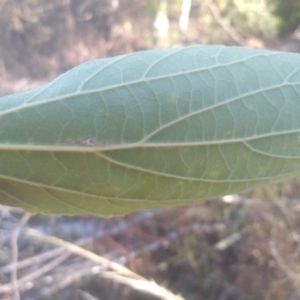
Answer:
[{"xmin": 1, "ymin": 45, "xmax": 300, "ymax": 216}]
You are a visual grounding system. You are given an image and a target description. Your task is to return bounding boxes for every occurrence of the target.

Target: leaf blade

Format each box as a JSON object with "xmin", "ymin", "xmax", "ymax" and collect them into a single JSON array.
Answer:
[{"xmin": 1, "ymin": 45, "xmax": 300, "ymax": 216}]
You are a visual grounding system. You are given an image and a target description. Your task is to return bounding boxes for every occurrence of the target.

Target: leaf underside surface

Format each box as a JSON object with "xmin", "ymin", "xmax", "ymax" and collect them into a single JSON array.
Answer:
[{"xmin": 1, "ymin": 45, "xmax": 300, "ymax": 216}]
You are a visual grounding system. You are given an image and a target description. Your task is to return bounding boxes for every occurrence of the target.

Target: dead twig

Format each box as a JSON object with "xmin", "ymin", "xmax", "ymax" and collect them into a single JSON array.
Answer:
[
  {"xmin": 0, "ymin": 250, "xmax": 71, "ymax": 293},
  {"xmin": 0, "ymin": 246, "xmax": 66, "ymax": 274},
  {"xmin": 269, "ymin": 239, "xmax": 300, "ymax": 282},
  {"xmin": 10, "ymin": 212, "xmax": 31, "ymax": 300},
  {"xmin": 38, "ymin": 261, "xmax": 107, "ymax": 298},
  {"xmin": 23, "ymin": 227, "xmax": 186, "ymax": 300}
]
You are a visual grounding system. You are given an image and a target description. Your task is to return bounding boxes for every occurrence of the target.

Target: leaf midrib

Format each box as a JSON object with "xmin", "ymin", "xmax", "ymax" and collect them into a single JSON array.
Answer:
[{"xmin": 0, "ymin": 126, "xmax": 300, "ymax": 152}]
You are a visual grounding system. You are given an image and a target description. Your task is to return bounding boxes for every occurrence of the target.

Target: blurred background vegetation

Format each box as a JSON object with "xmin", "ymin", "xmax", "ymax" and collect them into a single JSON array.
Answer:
[
  {"xmin": 1, "ymin": 0, "xmax": 300, "ymax": 87},
  {"xmin": 1, "ymin": 0, "xmax": 300, "ymax": 300}
]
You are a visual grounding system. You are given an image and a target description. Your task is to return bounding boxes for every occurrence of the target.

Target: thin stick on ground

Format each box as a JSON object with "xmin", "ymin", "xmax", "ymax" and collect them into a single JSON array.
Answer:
[
  {"xmin": 24, "ymin": 227, "xmax": 186, "ymax": 300},
  {"xmin": 0, "ymin": 246, "xmax": 66, "ymax": 274},
  {"xmin": 269, "ymin": 239, "xmax": 300, "ymax": 282},
  {"xmin": 0, "ymin": 246, "xmax": 72, "ymax": 293},
  {"xmin": 10, "ymin": 212, "xmax": 31, "ymax": 300}
]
